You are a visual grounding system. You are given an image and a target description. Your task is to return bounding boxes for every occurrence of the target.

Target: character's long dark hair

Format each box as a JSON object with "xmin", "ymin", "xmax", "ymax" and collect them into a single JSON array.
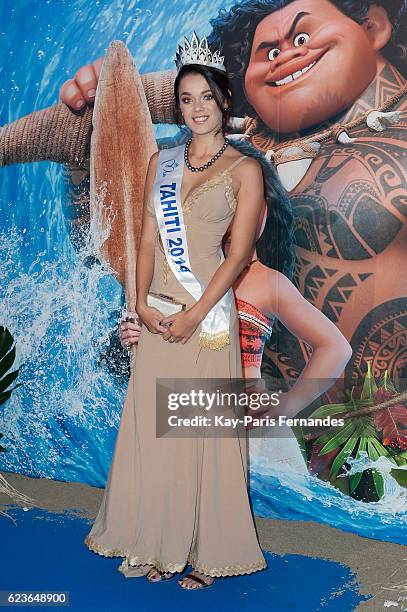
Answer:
[
  {"xmin": 228, "ymin": 138, "xmax": 295, "ymax": 280},
  {"xmin": 208, "ymin": 0, "xmax": 407, "ymax": 116},
  {"xmin": 174, "ymin": 64, "xmax": 233, "ymax": 132}
]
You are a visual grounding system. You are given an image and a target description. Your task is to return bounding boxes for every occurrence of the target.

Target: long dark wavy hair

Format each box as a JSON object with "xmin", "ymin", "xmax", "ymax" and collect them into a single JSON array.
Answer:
[
  {"xmin": 228, "ymin": 138, "xmax": 295, "ymax": 280},
  {"xmin": 208, "ymin": 0, "xmax": 407, "ymax": 116}
]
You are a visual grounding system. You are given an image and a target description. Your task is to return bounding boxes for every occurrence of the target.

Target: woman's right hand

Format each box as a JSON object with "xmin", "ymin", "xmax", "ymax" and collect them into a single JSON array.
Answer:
[
  {"xmin": 59, "ymin": 57, "xmax": 104, "ymax": 110},
  {"xmin": 136, "ymin": 303, "xmax": 166, "ymax": 334}
]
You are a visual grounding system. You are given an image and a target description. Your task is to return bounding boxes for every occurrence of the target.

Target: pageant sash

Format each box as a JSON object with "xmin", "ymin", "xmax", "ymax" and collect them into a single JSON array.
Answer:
[{"xmin": 152, "ymin": 144, "xmax": 233, "ymax": 350}]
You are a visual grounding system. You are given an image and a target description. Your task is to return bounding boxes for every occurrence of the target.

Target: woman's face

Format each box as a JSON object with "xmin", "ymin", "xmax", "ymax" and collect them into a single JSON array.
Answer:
[{"xmin": 178, "ymin": 72, "xmax": 224, "ymax": 135}]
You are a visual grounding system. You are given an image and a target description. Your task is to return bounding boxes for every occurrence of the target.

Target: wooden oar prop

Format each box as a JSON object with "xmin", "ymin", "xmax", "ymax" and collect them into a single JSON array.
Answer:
[{"xmin": 90, "ymin": 40, "xmax": 158, "ymax": 311}]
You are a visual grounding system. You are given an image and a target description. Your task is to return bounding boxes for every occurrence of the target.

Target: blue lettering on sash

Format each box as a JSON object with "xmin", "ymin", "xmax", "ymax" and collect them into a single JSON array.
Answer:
[
  {"xmin": 157, "ymin": 174, "xmax": 191, "ymax": 270},
  {"xmin": 163, "ymin": 204, "xmax": 177, "ymax": 214},
  {"xmin": 160, "ymin": 191, "xmax": 175, "ymax": 200},
  {"xmin": 165, "ymin": 218, "xmax": 180, "ymax": 231},
  {"xmin": 160, "ymin": 183, "xmax": 176, "ymax": 204},
  {"xmin": 160, "ymin": 182, "xmax": 176, "ymax": 192}
]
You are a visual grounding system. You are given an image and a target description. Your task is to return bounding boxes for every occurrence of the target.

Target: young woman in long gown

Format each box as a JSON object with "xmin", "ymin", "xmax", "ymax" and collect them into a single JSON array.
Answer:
[
  {"xmin": 85, "ymin": 37, "xmax": 271, "ymax": 589},
  {"xmin": 86, "ymin": 34, "xmax": 352, "ymax": 590}
]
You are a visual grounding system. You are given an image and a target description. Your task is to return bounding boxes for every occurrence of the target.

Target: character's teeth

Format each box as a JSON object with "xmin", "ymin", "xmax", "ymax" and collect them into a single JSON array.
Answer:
[
  {"xmin": 301, "ymin": 61, "xmax": 316, "ymax": 75},
  {"xmin": 273, "ymin": 60, "xmax": 317, "ymax": 86},
  {"xmin": 275, "ymin": 74, "xmax": 293, "ymax": 86}
]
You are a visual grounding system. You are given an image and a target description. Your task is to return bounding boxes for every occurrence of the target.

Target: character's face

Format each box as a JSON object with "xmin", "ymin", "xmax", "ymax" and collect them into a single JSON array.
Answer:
[
  {"xmin": 244, "ymin": 0, "xmax": 380, "ymax": 133},
  {"xmin": 178, "ymin": 72, "xmax": 224, "ymax": 135}
]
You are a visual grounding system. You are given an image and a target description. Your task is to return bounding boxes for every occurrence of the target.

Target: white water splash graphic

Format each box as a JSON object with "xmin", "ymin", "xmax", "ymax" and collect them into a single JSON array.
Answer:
[
  {"xmin": 342, "ymin": 452, "xmax": 407, "ymax": 513},
  {"xmin": 249, "ymin": 441, "xmax": 407, "ymax": 542},
  {"xmin": 0, "ymin": 183, "xmax": 126, "ymax": 485}
]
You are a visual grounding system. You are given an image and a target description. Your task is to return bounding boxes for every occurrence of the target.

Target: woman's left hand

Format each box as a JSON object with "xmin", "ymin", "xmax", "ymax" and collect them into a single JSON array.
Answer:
[{"xmin": 160, "ymin": 309, "xmax": 201, "ymax": 344}]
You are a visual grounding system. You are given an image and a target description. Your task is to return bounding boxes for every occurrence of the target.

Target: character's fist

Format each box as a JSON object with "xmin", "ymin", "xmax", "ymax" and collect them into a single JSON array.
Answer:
[{"xmin": 59, "ymin": 57, "xmax": 104, "ymax": 110}]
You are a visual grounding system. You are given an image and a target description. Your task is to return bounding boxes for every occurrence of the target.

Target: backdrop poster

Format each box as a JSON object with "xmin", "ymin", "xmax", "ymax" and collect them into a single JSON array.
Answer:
[{"xmin": 0, "ymin": 0, "xmax": 406, "ymax": 547}]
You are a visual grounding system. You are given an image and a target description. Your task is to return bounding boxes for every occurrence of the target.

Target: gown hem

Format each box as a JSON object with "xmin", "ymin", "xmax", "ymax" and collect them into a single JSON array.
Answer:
[{"xmin": 84, "ymin": 534, "xmax": 267, "ymax": 577}]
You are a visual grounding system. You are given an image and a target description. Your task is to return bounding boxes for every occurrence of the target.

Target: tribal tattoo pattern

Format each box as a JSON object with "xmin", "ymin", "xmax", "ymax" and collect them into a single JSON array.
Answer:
[{"xmin": 261, "ymin": 64, "xmax": 407, "ymax": 392}]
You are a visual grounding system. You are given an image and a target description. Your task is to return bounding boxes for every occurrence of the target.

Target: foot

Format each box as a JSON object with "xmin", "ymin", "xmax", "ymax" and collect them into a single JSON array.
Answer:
[
  {"xmin": 178, "ymin": 570, "xmax": 215, "ymax": 589},
  {"xmin": 146, "ymin": 567, "xmax": 174, "ymax": 582}
]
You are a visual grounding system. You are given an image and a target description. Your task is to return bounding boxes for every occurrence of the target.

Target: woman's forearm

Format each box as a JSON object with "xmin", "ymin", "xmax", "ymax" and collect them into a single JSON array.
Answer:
[
  {"xmin": 136, "ymin": 244, "xmax": 155, "ymax": 308},
  {"xmin": 190, "ymin": 255, "xmax": 249, "ymax": 322}
]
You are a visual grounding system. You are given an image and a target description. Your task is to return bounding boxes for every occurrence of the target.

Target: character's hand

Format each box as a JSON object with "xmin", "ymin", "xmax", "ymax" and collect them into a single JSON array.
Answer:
[
  {"xmin": 160, "ymin": 310, "xmax": 201, "ymax": 344},
  {"xmin": 59, "ymin": 57, "xmax": 105, "ymax": 110},
  {"xmin": 119, "ymin": 311, "xmax": 142, "ymax": 348},
  {"xmin": 136, "ymin": 303, "xmax": 165, "ymax": 335}
]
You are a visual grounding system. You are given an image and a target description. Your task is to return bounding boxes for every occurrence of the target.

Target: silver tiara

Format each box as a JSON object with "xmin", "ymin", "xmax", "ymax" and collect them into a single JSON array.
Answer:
[{"xmin": 175, "ymin": 31, "xmax": 226, "ymax": 73}]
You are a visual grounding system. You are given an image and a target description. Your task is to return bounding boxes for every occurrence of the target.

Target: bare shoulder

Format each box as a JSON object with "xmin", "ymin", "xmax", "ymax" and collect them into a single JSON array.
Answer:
[
  {"xmin": 233, "ymin": 156, "xmax": 263, "ymax": 199},
  {"xmin": 148, "ymin": 150, "xmax": 160, "ymax": 169},
  {"xmin": 145, "ymin": 151, "xmax": 159, "ymax": 183},
  {"xmin": 237, "ymin": 155, "xmax": 263, "ymax": 180}
]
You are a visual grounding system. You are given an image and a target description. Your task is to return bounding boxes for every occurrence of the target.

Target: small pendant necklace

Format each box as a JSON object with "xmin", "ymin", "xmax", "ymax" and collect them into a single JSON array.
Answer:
[{"xmin": 184, "ymin": 136, "xmax": 229, "ymax": 172}]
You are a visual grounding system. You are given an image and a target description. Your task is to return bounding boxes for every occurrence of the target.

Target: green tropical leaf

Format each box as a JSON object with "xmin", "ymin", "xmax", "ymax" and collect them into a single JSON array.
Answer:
[
  {"xmin": 330, "ymin": 435, "xmax": 358, "ymax": 480},
  {"xmin": 349, "ymin": 436, "xmax": 368, "ymax": 493},
  {"xmin": 380, "ymin": 370, "xmax": 397, "ymax": 394},
  {"xmin": 369, "ymin": 437, "xmax": 398, "ymax": 465},
  {"xmin": 371, "ymin": 469, "xmax": 384, "ymax": 498},
  {"xmin": 0, "ymin": 368, "xmax": 20, "ymax": 394},
  {"xmin": 0, "ymin": 389, "xmax": 12, "ymax": 405},
  {"xmin": 308, "ymin": 402, "xmax": 351, "ymax": 419},
  {"xmin": 360, "ymin": 361, "xmax": 378, "ymax": 401},
  {"xmin": 0, "ymin": 327, "xmax": 13, "ymax": 357},
  {"xmin": 367, "ymin": 439, "xmax": 380, "ymax": 460},
  {"xmin": 393, "ymin": 454, "xmax": 407, "ymax": 466},
  {"xmin": 0, "ymin": 345, "xmax": 16, "ymax": 378},
  {"xmin": 367, "ymin": 439, "xmax": 385, "ymax": 498},
  {"xmin": 0, "ymin": 382, "xmax": 23, "ymax": 406},
  {"xmin": 318, "ymin": 420, "xmax": 357, "ymax": 455}
]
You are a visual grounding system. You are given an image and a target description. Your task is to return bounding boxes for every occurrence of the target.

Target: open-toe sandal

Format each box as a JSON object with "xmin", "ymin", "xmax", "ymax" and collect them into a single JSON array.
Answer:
[
  {"xmin": 146, "ymin": 568, "xmax": 175, "ymax": 582},
  {"xmin": 178, "ymin": 572, "xmax": 215, "ymax": 589}
]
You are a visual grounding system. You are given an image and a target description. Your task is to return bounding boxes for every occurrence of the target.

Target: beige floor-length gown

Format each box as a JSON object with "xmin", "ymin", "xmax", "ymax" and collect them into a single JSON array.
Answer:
[{"xmin": 84, "ymin": 153, "xmax": 268, "ymax": 578}]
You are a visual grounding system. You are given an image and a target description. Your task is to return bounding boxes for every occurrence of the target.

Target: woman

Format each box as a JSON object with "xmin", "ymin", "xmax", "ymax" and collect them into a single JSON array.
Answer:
[
  {"xmin": 85, "ymin": 33, "xmax": 271, "ymax": 590},
  {"xmin": 86, "ymin": 33, "xmax": 352, "ymax": 590}
]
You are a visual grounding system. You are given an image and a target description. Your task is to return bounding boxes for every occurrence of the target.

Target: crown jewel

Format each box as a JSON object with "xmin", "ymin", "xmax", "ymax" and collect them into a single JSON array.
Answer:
[{"xmin": 175, "ymin": 31, "xmax": 226, "ymax": 73}]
